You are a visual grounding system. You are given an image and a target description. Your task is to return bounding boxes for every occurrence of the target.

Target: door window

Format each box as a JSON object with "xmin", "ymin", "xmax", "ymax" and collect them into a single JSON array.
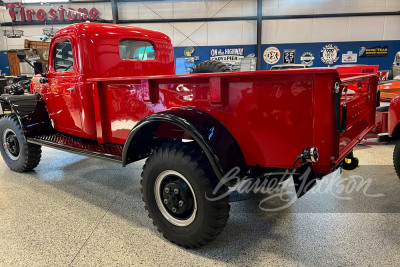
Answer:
[
  {"xmin": 119, "ymin": 40, "xmax": 155, "ymax": 60},
  {"xmin": 54, "ymin": 40, "xmax": 74, "ymax": 72}
]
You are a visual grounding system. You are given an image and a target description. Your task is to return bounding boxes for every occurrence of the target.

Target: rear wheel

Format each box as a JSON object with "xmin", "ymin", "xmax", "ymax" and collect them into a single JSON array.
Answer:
[
  {"xmin": 387, "ymin": 69, "xmax": 394, "ymax": 80},
  {"xmin": 0, "ymin": 114, "xmax": 42, "ymax": 172},
  {"xmin": 393, "ymin": 140, "xmax": 400, "ymax": 179},
  {"xmin": 192, "ymin": 60, "xmax": 231, "ymax": 73},
  {"xmin": 141, "ymin": 142, "xmax": 230, "ymax": 248}
]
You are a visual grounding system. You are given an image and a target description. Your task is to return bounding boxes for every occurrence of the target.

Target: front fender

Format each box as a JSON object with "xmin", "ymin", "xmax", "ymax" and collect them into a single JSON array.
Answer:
[
  {"xmin": 122, "ymin": 108, "xmax": 246, "ymax": 180},
  {"xmin": 0, "ymin": 94, "xmax": 52, "ymax": 137}
]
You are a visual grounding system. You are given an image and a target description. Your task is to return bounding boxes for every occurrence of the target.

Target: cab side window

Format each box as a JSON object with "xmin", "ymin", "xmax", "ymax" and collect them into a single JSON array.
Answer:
[
  {"xmin": 54, "ymin": 40, "xmax": 74, "ymax": 72},
  {"xmin": 119, "ymin": 40, "xmax": 155, "ymax": 60}
]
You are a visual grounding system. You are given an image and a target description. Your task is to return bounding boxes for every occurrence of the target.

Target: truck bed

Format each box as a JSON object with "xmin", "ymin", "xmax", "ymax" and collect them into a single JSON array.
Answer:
[{"xmin": 80, "ymin": 66, "xmax": 377, "ymax": 174}]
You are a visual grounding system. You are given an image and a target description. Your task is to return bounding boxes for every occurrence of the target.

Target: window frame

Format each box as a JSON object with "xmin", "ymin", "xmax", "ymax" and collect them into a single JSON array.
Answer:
[
  {"xmin": 53, "ymin": 39, "xmax": 75, "ymax": 73},
  {"xmin": 118, "ymin": 39, "xmax": 156, "ymax": 61}
]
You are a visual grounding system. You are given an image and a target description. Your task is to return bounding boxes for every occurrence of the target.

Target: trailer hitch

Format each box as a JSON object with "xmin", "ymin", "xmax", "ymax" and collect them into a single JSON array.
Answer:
[{"xmin": 334, "ymin": 82, "xmax": 347, "ymax": 134}]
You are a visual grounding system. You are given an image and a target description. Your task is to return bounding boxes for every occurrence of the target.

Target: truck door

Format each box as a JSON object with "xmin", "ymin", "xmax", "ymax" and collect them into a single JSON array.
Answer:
[{"xmin": 47, "ymin": 38, "xmax": 83, "ymax": 136}]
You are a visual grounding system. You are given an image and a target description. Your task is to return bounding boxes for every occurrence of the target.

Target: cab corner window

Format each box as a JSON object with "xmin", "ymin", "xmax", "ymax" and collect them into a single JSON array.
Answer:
[
  {"xmin": 54, "ymin": 40, "xmax": 74, "ymax": 72},
  {"xmin": 119, "ymin": 40, "xmax": 155, "ymax": 60}
]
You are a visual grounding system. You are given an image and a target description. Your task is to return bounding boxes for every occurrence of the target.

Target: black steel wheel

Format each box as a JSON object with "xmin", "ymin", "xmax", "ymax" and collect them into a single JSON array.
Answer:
[
  {"xmin": 192, "ymin": 60, "xmax": 231, "ymax": 73},
  {"xmin": 141, "ymin": 142, "xmax": 230, "ymax": 248},
  {"xmin": 0, "ymin": 114, "xmax": 42, "ymax": 172}
]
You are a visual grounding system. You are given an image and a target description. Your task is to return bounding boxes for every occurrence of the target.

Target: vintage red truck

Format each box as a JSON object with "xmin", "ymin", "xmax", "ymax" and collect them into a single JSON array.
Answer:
[{"xmin": 0, "ymin": 23, "xmax": 378, "ymax": 248}]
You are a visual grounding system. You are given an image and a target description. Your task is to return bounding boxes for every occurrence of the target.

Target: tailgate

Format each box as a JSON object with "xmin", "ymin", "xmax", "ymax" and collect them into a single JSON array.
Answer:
[{"xmin": 332, "ymin": 71, "xmax": 378, "ymax": 166}]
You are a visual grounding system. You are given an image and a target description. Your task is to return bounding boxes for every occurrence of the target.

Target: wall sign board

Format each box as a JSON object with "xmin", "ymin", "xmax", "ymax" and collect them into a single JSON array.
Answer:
[
  {"xmin": 6, "ymin": 4, "xmax": 99, "ymax": 23},
  {"xmin": 283, "ymin": 49, "xmax": 296, "ymax": 64}
]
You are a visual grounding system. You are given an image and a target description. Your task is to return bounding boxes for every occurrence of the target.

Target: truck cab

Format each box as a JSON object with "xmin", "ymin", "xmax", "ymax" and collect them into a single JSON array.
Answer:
[{"xmin": 32, "ymin": 23, "xmax": 175, "ymax": 139}]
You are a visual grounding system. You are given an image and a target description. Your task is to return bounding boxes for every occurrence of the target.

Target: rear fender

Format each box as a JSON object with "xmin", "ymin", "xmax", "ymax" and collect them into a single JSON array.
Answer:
[
  {"xmin": 388, "ymin": 96, "xmax": 400, "ymax": 138},
  {"xmin": 0, "ymin": 94, "xmax": 52, "ymax": 137},
  {"xmin": 122, "ymin": 108, "xmax": 247, "ymax": 180}
]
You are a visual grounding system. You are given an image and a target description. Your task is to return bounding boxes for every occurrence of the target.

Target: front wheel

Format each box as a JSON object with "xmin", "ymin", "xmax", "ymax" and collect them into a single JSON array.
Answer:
[
  {"xmin": 0, "ymin": 114, "xmax": 42, "ymax": 172},
  {"xmin": 141, "ymin": 142, "xmax": 230, "ymax": 248}
]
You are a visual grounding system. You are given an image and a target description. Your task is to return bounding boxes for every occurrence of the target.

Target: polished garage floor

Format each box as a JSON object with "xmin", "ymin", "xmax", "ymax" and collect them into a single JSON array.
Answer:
[{"xmin": 1, "ymin": 141, "xmax": 400, "ymax": 266}]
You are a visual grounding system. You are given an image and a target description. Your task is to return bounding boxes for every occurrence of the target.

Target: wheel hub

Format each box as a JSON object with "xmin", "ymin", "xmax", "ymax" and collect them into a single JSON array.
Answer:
[
  {"xmin": 154, "ymin": 170, "xmax": 197, "ymax": 227},
  {"xmin": 162, "ymin": 181, "xmax": 192, "ymax": 215},
  {"xmin": 5, "ymin": 135, "xmax": 19, "ymax": 156},
  {"xmin": 2, "ymin": 128, "xmax": 20, "ymax": 160}
]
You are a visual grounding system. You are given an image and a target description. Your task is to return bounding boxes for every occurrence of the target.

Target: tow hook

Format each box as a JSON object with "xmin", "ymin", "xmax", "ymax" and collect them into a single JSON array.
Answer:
[
  {"xmin": 293, "ymin": 147, "xmax": 319, "ymax": 169},
  {"xmin": 291, "ymin": 147, "xmax": 319, "ymax": 198}
]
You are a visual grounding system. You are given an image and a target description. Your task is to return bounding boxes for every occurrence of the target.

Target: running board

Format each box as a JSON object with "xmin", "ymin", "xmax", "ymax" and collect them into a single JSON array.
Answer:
[{"xmin": 27, "ymin": 133, "xmax": 123, "ymax": 163}]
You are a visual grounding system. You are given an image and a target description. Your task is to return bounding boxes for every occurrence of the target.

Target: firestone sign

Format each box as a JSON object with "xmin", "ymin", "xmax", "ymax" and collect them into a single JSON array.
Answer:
[{"xmin": 6, "ymin": 4, "xmax": 99, "ymax": 23}]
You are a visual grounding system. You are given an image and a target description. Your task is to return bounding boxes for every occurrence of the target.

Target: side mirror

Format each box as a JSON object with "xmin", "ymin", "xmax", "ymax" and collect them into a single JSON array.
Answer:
[{"xmin": 16, "ymin": 50, "xmax": 27, "ymax": 60}]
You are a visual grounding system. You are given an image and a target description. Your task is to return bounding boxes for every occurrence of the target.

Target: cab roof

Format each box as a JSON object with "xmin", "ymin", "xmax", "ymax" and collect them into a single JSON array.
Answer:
[{"xmin": 53, "ymin": 22, "xmax": 172, "ymax": 43}]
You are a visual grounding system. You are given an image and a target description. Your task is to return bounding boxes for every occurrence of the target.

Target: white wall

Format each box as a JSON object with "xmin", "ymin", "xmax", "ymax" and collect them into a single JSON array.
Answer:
[
  {"xmin": 262, "ymin": 15, "xmax": 400, "ymax": 44},
  {"xmin": 263, "ymin": 0, "xmax": 400, "ymax": 15},
  {"xmin": 130, "ymin": 20, "xmax": 256, "ymax": 46},
  {"xmin": 0, "ymin": 0, "xmax": 399, "ymax": 50},
  {"xmin": 119, "ymin": 0, "xmax": 256, "ymax": 46}
]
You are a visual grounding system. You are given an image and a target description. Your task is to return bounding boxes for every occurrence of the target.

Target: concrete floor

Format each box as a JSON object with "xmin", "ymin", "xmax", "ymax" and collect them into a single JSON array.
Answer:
[{"xmin": 0, "ymin": 140, "xmax": 399, "ymax": 266}]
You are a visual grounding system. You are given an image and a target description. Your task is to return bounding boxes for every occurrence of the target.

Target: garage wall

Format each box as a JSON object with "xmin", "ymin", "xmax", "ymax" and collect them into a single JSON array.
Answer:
[
  {"xmin": 1, "ymin": 0, "xmax": 399, "ymax": 48},
  {"xmin": 0, "ymin": 0, "xmax": 399, "ymax": 71},
  {"xmin": 119, "ymin": 0, "xmax": 400, "ymax": 45}
]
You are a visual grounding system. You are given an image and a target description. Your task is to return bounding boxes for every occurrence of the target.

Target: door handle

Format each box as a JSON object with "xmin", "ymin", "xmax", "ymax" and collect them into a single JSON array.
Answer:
[{"xmin": 66, "ymin": 87, "xmax": 75, "ymax": 91}]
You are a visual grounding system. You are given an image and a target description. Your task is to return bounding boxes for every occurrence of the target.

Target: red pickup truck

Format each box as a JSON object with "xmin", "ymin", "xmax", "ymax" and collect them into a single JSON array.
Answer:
[{"xmin": 0, "ymin": 23, "xmax": 378, "ymax": 248}]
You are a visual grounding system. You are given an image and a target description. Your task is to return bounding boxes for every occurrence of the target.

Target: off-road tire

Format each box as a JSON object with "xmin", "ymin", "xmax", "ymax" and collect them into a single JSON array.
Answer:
[
  {"xmin": 141, "ymin": 142, "xmax": 230, "ymax": 248},
  {"xmin": 0, "ymin": 114, "xmax": 42, "ymax": 172},
  {"xmin": 387, "ymin": 69, "xmax": 394, "ymax": 80},
  {"xmin": 192, "ymin": 60, "xmax": 231, "ymax": 73},
  {"xmin": 393, "ymin": 140, "xmax": 400, "ymax": 179}
]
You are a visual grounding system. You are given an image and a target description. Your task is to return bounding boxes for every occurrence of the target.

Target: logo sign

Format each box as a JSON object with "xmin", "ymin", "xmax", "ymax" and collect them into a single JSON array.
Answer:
[
  {"xmin": 342, "ymin": 51, "xmax": 357, "ymax": 63},
  {"xmin": 359, "ymin": 46, "xmax": 389, "ymax": 58},
  {"xmin": 300, "ymin": 52, "xmax": 315, "ymax": 67},
  {"xmin": 283, "ymin": 49, "xmax": 296, "ymax": 64},
  {"xmin": 6, "ymin": 4, "xmax": 99, "ymax": 23},
  {"xmin": 184, "ymin": 47, "xmax": 195, "ymax": 57},
  {"xmin": 320, "ymin": 44, "xmax": 340, "ymax": 65},
  {"xmin": 210, "ymin": 47, "xmax": 244, "ymax": 71},
  {"xmin": 263, "ymin": 47, "xmax": 281, "ymax": 65}
]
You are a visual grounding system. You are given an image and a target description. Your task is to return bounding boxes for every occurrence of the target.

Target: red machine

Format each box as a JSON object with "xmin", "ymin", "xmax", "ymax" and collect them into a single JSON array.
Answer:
[
  {"xmin": 367, "ymin": 78, "xmax": 400, "ymax": 178},
  {"xmin": 0, "ymin": 23, "xmax": 378, "ymax": 248}
]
